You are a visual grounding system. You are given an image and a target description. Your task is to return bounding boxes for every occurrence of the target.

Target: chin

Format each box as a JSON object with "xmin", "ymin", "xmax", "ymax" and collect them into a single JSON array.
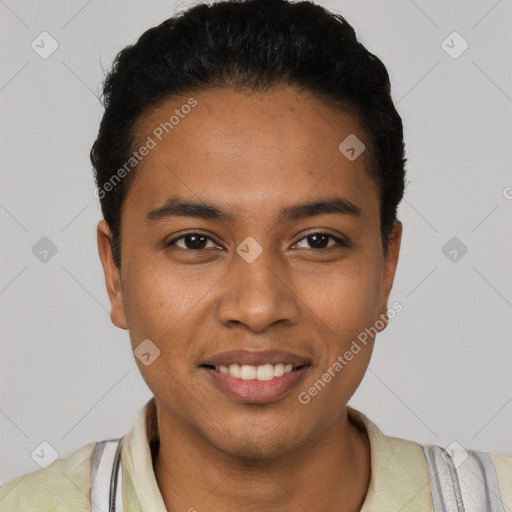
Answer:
[
  {"xmin": 218, "ymin": 439, "xmax": 297, "ymax": 463},
  {"xmin": 209, "ymin": 423, "xmax": 310, "ymax": 462}
]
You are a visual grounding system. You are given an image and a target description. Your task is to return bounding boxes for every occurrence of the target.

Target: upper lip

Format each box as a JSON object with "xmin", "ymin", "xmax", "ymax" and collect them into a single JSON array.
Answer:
[{"xmin": 202, "ymin": 349, "xmax": 311, "ymax": 367}]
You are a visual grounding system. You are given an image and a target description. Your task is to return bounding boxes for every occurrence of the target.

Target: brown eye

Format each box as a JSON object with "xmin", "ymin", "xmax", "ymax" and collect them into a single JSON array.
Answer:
[
  {"xmin": 166, "ymin": 233, "xmax": 217, "ymax": 250},
  {"xmin": 294, "ymin": 233, "xmax": 346, "ymax": 250}
]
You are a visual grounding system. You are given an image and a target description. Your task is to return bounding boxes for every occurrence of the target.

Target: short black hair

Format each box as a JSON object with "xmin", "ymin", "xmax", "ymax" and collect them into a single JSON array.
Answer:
[{"xmin": 90, "ymin": 0, "xmax": 406, "ymax": 268}]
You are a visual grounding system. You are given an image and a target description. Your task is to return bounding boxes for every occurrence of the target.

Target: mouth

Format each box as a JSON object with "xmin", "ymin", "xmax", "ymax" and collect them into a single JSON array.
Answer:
[
  {"xmin": 199, "ymin": 349, "xmax": 312, "ymax": 404},
  {"xmin": 200, "ymin": 362, "xmax": 309, "ymax": 381}
]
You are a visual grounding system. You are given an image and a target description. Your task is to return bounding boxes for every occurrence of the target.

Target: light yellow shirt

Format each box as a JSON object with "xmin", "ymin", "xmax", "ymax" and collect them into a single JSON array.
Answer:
[{"xmin": 1, "ymin": 397, "xmax": 511, "ymax": 511}]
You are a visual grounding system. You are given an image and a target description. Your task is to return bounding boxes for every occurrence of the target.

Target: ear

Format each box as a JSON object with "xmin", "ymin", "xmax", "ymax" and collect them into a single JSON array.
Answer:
[
  {"xmin": 377, "ymin": 220, "xmax": 402, "ymax": 331},
  {"xmin": 97, "ymin": 220, "xmax": 128, "ymax": 329}
]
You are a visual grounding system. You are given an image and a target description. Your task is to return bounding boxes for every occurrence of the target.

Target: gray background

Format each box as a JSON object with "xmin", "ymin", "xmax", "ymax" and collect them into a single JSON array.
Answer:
[{"xmin": 1, "ymin": 0, "xmax": 511, "ymax": 485}]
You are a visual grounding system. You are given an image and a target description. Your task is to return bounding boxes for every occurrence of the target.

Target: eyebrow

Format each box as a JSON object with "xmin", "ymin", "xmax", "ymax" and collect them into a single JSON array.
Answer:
[{"xmin": 145, "ymin": 194, "xmax": 362, "ymax": 224}]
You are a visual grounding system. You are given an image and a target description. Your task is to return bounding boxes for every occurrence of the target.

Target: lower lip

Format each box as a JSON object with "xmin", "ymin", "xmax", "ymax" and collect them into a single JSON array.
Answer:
[{"xmin": 202, "ymin": 366, "xmax": 310, "ymax": 404}]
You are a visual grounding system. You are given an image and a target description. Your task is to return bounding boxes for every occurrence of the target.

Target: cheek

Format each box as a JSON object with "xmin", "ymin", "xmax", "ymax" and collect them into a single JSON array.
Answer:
[
  {"xmin": 122, "ymin": 254, "xmax": 203, "ymax": 334},
  {"xmin": 299, "ymin": 257, "xmax": 383, "ymax": 337},
  {"xmin": 122, "ymin": 269, "xmax": 205, "ymax": 401},
  {"xmin": 121, "ymin": 257, "xmax": 224, "ymax": 382}
]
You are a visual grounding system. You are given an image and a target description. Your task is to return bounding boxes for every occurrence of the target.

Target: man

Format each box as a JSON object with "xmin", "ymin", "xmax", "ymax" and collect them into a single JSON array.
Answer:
[{"xmin": 1, "ymin": 0, "xmax": 510, "ymax": 510}]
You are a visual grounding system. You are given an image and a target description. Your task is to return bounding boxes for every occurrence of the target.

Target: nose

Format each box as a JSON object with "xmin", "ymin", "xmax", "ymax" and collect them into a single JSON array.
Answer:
[{"xmin": 216, "ymin": 243, "xmax": 301, "ymax": 333}]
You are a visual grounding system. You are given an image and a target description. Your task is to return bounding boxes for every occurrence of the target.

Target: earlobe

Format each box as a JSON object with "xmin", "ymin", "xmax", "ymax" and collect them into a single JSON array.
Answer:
[{"xmin": 97, "ymin": 220, "xmax": 129, "ymax": 330}]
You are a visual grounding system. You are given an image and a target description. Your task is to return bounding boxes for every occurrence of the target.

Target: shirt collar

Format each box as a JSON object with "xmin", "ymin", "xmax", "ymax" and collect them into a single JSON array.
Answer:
[{"xmin": 121, "ymin": 397, "xmax": 432, "ymax": 511}]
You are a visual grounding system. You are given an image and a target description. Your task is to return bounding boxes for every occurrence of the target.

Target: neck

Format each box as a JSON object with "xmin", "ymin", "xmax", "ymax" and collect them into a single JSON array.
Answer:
[{"xmin": 152, "ymin": 407, "xmax": 371, "ymax": 512}]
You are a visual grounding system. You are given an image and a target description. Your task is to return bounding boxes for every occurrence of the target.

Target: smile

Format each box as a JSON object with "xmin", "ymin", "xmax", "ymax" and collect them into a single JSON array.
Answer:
[
  {"xmin": 201, "ymin": 363, "xmax": 311, "ymax": 404},
  {"xmin": 203, "ymin": 363, "xmax": 305, "ymax": 381}
]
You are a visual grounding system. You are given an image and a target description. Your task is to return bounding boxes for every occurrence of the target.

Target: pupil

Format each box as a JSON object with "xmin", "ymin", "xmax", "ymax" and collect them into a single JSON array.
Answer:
[
  {"xmin": 183, "ymin": 234, "xmax": 330, "ymax": 250},
  {"xmin": 309, "ymin": 234, "xmax": 328, "ymax": 249},
  {"xmin": 186, "ymin": 234, "xmax": 207, "ymax": 250}
]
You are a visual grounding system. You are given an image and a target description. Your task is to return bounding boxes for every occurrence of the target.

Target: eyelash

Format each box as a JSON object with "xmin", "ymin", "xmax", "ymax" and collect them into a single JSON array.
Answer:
[{"xmin": 165, "ymin": 232, "xmax": 348, "ymax": 251}]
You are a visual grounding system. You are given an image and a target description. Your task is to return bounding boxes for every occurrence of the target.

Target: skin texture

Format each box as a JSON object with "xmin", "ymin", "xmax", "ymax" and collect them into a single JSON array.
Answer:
[{"xmin": 97, "ymin": 86, "xmax": 402, "ymax": 511}]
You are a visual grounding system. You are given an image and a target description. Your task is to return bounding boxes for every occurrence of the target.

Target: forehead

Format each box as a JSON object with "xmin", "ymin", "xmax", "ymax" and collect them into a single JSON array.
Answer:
[{"xmin": 123, "ymin": 87, "xmax": 379, "ymax": 224}]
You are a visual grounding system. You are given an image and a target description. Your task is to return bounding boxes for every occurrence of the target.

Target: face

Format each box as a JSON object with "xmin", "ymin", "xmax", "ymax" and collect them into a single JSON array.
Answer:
[{"xmin": 97, "ymin": 86, "xmax": 402, "ymax": 459}]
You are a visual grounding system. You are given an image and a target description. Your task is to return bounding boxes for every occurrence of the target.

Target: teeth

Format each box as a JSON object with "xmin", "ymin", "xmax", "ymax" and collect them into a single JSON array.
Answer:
[
  {"xmin": 229, "ymin": 364, "xmax": 240, "ymax": 378},
  {"xmin": 256, "ymin": 363, "xmax": 274, "ymax": 381},
  {"xmin": 274, "ymin": 363, "xmax": 285, "ymax": 377},
  {"xmin": 214, "ymin": 363, "xmax": 301, "ymax": 380},
  {"xmin": 240, "ymin": 365, "xmax": 257, "ymax": 380}
]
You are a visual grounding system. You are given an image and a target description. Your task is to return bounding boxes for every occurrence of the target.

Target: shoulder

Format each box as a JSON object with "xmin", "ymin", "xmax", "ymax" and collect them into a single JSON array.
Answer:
[
  {"xmin": 422, "ymin": 443, "xmax": 512, "ymax": 510},
  {"xmin": 487, "ymin": 451, "xmax": 512, "ymax": 508},
  {"xmin": 0, "ymin": 441, "xmax": 97, "ymax": 511},
  {"xmin": 348, "ymin": 407, "xmax": 512, "ymax": 511},
  {"xmin": 488, "ymin": 450, "xmax": 512, "ymax": 475}
]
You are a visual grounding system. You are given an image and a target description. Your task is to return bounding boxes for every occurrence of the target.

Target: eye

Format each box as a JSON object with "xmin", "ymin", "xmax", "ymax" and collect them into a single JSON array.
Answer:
[
  {"xmin": 165, "ymin": 231, "xmax": 347, "ymax": 252},
  {"xmin": 166, "ymin": 233, "xmax": 219, "ymax": 251},
  {"xmin": 293, "ymin": 232, "xmax": 347, "ymax": 250}
]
